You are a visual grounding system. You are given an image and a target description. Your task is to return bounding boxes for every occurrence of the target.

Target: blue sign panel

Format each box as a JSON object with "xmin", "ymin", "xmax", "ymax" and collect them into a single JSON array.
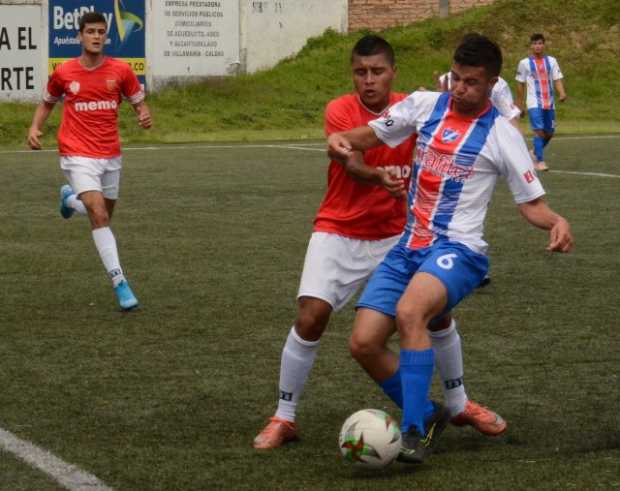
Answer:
[{"xmin": 49, "ymin": 1, "xmax": 145, "ymax": 82}]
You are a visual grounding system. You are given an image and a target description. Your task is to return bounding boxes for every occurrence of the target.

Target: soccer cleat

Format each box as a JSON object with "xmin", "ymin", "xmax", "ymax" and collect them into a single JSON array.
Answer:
[
  {"xmin": 451, "ymin": 400, "xmax": 507, "ymax": 436},
  {"xmin": 534, "ymin": 161, "xmax": 549, "ymax": 172},
  {"xmin": 397, "ymin": 402, "xmax": 450, "ymax": 464},
  {"xmin": 114, "ymin": 280, "xmax": 139, "ymax": 311},
  {"xmin": 478, "ymin": 274, "xmax": 492, "ymax": 288},
  {"xmin": 59, "ymin": 184, "xmax": 75, "ymax": 219},
  {"xmin": 253, "ymin": 416, "xmax": 298, "ymax": 449}
]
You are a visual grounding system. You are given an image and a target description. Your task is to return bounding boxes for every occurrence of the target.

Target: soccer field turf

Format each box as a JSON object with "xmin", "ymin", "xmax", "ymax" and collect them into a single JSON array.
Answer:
[{"xmin": 0, "ymin": 137, "xmax": 618, "ymax": 489}]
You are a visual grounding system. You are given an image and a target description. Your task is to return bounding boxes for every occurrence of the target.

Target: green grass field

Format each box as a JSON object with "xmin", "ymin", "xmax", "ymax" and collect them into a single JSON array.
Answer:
[{"xmin": 1, "ymin": 137, "xmax": 619, "ymax": 489}]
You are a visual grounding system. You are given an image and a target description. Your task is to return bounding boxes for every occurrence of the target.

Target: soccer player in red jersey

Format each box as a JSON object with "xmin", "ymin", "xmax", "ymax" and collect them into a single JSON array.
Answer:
[
  {"xmin": 28, "ymin": 12, "xmax": 151, "ymax": 311},
  {"xmin": 254, "ymin": 36, "xmax": 505, "ymax": 450}
]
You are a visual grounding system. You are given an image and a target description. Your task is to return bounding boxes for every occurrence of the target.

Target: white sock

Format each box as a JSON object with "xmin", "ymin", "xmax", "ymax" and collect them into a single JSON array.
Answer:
[
  {"xmin": 274, "ymin": 326, "xmax": 320, "ymax": 422},
  {"xmin": 67, "ymin": 194, "xmax": 87, "ymax": 215},
  {"xmin": 430, "ymin": 319, "xmax": 468, "ymax": 416},
  {"xmin": 92, "ymin": 227, "xmax": 125, "ymax": 287}
]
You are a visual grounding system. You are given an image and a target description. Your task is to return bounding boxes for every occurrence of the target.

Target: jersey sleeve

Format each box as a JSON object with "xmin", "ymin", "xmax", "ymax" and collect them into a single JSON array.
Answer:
[
  {"xmin": 550, "ymin": 57, "xmax": 564, "ymax": 80},
  {"xmin": 43, "ymin": 66, "xmax": 64, "ymax": 103},
  {"xmin": 492, "ymin": 121, "xmax": 545, "ymax": 204},
  {"xmin": 515, "ymin": 59, "xmax": 528, "ymax": 83},
  {"xmin": 121, "ymin": 64, "xmax": 145, "ymax": 104},
  {"xmin": 324, "ymin": 99, "xmax": 355, "ymax": 136},
  {"xmin": 368, "ymin": 91, "xmax": 431, "ymax": 148}
]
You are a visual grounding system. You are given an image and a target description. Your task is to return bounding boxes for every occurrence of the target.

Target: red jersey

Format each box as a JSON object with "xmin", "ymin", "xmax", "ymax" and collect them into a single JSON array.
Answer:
[
  {"xmin": 314, "ymin": 93, "xmax": 416, "ymax": 240},
  {"xmin": 44, "ymin": 57, "xmax": 144, "ymax": 158}
]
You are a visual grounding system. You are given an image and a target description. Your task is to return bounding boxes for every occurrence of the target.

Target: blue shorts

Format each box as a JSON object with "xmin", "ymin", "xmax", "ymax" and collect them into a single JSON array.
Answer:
[
  {"xmin": 528, "ymin": 108, "xmax": 556, "ymax": 133},
  {"xmin": 356, "ymin": 241, "xmax": 488, "ymax": 318}
]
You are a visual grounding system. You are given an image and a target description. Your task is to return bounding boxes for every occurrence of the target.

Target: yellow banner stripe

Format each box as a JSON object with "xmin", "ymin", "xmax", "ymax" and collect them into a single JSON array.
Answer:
[{"xmin": 48, "ymin": 58, "xmax": 146, "ymax": 76}]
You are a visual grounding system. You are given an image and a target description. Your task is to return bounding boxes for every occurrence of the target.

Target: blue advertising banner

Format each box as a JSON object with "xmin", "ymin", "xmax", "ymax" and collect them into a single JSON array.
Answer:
[{"xmin": 48, "ymin": 1, "xmax": 145, "ymax": 82}]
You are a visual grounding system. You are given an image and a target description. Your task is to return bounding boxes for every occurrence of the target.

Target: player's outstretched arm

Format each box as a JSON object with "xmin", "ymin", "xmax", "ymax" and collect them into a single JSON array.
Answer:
[
  {"xmin": 132, "ymin": 101, "xmax": 152, "ymax": 129},
  {"xmin": 28, "ymin": 102, "xmax": 55, "ymax": 150},
  {"xmin": 340, "ymin": 151, "xmax": 406, "ymax": 199},
  {"xmin": 518, "ymin": 198, "xmax": 574, "ymax": 252},
  {"xmin": 327, "ymin": 126, "xmax": 382, "ymax": 162}
]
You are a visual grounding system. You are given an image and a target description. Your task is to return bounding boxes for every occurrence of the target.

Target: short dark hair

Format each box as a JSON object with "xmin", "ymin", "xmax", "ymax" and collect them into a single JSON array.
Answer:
[
  {"xmin": 79, "ymin": 12, "xmax": 107, "ymax": 32},
  {"xmin": 351, "ymin": 35, "xmax": 395, "ymax": 66},
  {"xmin": 453, "ymin": 33, "xmax": 502, "ymax": 78},
  {"xmin": 530, "ymin": 33, "xmax": 546, "ymax": 43}
]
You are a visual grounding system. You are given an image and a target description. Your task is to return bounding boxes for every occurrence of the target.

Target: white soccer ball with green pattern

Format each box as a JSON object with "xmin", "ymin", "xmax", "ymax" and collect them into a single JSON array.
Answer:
[{"xmin": 339, "ymin": 409, "xmax": 401, "ymax": 468}]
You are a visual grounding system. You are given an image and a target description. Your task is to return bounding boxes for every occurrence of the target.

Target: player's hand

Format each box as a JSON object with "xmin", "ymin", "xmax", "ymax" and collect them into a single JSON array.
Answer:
[
  {"xmin": 379, "ymin": 168, "xmax": 406, "ymax": 199},
  {"xmin": 558, "ymin": 94, "xmax": 567, "ymax": 103},
  {"xmin": 327, "ymin": 133, "xmax": 353, "ymax": 162},
  {"xmin": 137, "ymin": 107, "xmax": 152, "ymax": 129},
  {"xmin": 547, "ymin": 217, "xmax": 573, "ymax": 253},
  {"xmin": 27, "ymin": 127, "xmax": 43, "ymax": 150}
]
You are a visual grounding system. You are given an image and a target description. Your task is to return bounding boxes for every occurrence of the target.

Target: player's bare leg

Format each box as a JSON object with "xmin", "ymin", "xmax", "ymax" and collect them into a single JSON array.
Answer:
[
  {"xmin": 80, "ymin": 191, "xmax": 138, "ymax": 310},
  {"xmin": 254, "ymin": 297, "xmax": 332, "ymax": 449}
]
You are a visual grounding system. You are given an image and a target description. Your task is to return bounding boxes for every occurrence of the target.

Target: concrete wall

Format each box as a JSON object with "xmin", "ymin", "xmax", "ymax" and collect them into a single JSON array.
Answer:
[
  {"xmin": 147, "ymin": 1, "xmax": 240, "ymax": 90},
  {"xmin": 348, "ymin": 0, "xmax": 497, "ymax": 32},
  {"xmin": 239, "ymin": 0, "xmax": 348, "ymax": 74}
]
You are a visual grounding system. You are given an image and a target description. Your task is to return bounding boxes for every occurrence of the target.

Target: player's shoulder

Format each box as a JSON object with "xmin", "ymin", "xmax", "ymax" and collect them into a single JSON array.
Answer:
[
  {"xmin": 546, "ymin": 55, "xmax": 560, "ymax": 64},
  {"xmin": 53, "ymin": 57, "xmax": 80, "ymax": 76},
  {"xmin": 105, "ymin": 56, "xmax": 133, "ymax": 74},
  {"xmin": 325, "ymin": 93, "xmax": 358, "ymax": 113},
  {"xmin": 490, "ymin": 113, "xmax": 521, "ymax": 141}
]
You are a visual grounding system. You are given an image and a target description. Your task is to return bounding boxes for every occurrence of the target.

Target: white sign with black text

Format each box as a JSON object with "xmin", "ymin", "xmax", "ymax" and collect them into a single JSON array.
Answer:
[{"xmin": 0, "ymin": 5, "xmax": 42, "ymax": 101}]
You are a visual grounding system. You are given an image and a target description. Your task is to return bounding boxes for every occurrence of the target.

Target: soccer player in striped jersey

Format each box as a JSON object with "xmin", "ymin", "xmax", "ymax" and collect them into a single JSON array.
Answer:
[
  {"xmin": 516, "ymin": 33, "xmax": 567, "ymax": 171},
  {"xmin": 254, "ymin": 35, "xmax": 506, "ymax": 450},
  {"xmin": 28, "ymin": 12, "xmax": 151, "ymax": 311},
  {"xmin": 328, "ymin": 33, "xmax": 573, "ymax": 463}
]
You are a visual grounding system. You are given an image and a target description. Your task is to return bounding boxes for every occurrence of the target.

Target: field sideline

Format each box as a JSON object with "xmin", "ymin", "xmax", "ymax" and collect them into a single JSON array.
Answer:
[{"xmin": 0, "ymin": 137, "xmax": 619, "ymax": 489}]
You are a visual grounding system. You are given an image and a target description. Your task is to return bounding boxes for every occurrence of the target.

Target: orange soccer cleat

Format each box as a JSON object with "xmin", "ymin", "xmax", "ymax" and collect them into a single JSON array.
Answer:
[
  {"xmin": 451, "ymin": 400, "xmax": 507, "ymax": 436},
  {"xmin": 253, "ymin": 416, "xmax": 298, "ymax": 449}
]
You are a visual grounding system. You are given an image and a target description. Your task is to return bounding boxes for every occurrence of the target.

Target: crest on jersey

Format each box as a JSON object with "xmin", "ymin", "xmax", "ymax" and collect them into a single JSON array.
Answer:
[
  {"xmin": 69, "ymin": 81, "xmax": 80, "ymax": 95},
  {"xmin": 441, "ymin": 128, "xmax": 460, "ymax": 143},
  {"xmin": 106, "ymin": 79, "xmax": 118, "ymax": 91}
]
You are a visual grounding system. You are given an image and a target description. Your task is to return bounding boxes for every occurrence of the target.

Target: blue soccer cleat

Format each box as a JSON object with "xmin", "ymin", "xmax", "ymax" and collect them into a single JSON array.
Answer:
[
  {"xmin": 114, "ymin": 280, "xmax": 139, "ymax": 311},
  {"xmin": 59, "ymin": 184, "xmax": 75, "ymax": 219}
]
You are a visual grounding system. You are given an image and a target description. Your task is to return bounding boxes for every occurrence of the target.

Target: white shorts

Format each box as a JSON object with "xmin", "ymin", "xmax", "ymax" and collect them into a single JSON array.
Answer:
[
  {"xmin": 60, "ymin": 156, "xmax": 122, "ymax": 200},
  {"xmin": 297, "ymin": 231, "xmax": 401, "ymax": 312}
]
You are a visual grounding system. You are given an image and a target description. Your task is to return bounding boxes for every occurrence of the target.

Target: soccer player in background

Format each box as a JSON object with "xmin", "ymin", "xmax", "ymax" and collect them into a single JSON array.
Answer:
[
  {"xmin": 254, "ymin": 35, "xmax": 506, "ymax": 450},
  {"xmin": 27, "ymin": 12, "xmax": 151, "ymax": 311},
  {"xmin": 328, "ymin": 33, "xmax": 573, "ymax": 463},
  {"xmin": 516, "ymin": 33, "xmax": 567, "ymax": 171}
]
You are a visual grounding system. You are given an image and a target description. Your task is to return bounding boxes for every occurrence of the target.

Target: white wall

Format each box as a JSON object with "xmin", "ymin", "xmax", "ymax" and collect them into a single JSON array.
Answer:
[
  {"xmin": 147, "ymin": 0, "xmax": 240, "ymax": 90},
  {"xmin": 239, "ymin": 0, "xmax": 348, "ymax": 74}
]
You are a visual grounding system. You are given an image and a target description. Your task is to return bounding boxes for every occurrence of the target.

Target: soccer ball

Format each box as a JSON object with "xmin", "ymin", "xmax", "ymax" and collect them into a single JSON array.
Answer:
[{"xmin": 338, "ymin": 409, "xmax": 401, "ymax": 469}]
